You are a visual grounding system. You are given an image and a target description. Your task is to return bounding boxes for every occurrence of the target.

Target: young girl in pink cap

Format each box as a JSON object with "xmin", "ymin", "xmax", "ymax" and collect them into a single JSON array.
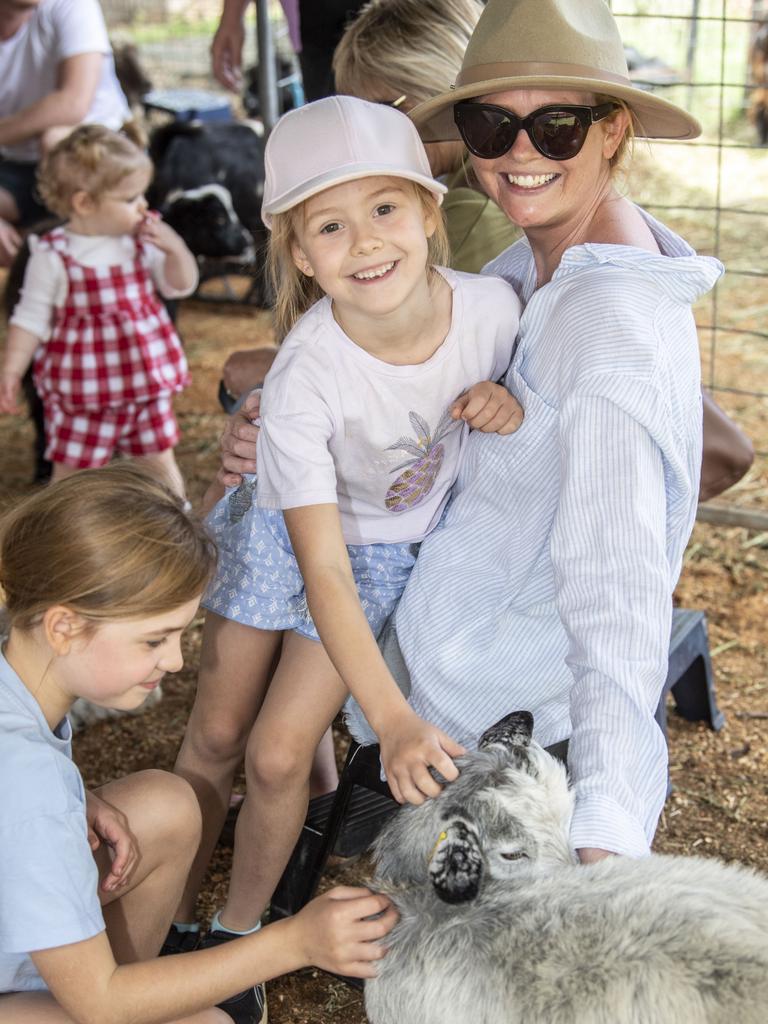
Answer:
[
  {"xmin": 171, "ymin": 95, "xmax": 522, "ymax": 1022},
  {"xmin": 0, "ymin": 125, "xmax": 195, "ymax": 499}
]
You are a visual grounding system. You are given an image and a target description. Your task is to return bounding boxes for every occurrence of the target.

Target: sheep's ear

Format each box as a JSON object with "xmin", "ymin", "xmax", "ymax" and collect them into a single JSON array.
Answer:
[
  {"xmin": 478, "ymin": 710, "xmax": 534, "ymax": 751},
  {"xmin": 429, "ymin": 820, "xmax": 483, "ymax": 904}
]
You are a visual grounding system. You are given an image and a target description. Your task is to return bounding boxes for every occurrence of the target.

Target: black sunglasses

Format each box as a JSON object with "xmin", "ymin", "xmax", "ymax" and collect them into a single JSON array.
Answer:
[{"xmin": 454, "ymin": 101, "xmax": 620, "ymax": 161}]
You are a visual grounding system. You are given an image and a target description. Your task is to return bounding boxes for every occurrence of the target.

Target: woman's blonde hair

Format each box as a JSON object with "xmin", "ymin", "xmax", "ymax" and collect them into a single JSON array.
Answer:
[
  {"xmin": 37, "ymin": 124, "xmax": 152, "ymax": 218},
  {"xmin": 333, "ymin": 0, "xmax": 483, "ymax": 108},
  {"xmin": 0, "ymin": 464, "xmax": 217, "ymax": 632},
  {"xmin": 268, "ymin": 183, "xmax": 451, "ymax": 341},
  {"xmin": 595, "ymin": 94, "xmax": 636, "ymax": 171}
]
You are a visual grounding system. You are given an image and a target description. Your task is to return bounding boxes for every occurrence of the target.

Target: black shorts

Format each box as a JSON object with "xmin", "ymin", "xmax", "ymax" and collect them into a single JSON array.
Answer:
[{"xmin": 0, "ymin": 158, "xmax": 50, "ymax": 227}]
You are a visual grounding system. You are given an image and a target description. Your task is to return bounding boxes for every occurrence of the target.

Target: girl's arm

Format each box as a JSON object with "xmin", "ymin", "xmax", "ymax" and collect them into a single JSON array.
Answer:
[
  {"xmin": 32, "ymin": 886, "xmax": 395, "ymax": 1024},
  {"xmin": 138, "ymin": 216, "xmax": 199, "ymax": 295},
  {"xmin": 0, "ymin": 325, "xmax": 41, "ymax": 413},
  {"xmin": 284, "ymin": 503, "xmax": 466, "ymax": 805}
]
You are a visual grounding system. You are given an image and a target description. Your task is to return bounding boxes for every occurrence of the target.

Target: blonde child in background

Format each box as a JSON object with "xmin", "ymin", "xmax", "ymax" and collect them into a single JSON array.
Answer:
[
  {"xmin": 0, "ymin": 125, "xmax": 196, "ymax": 498},
  {"xmin": 0, "ymin": 463, "xmax": 396, "ymax": 1024},
  {"xmin": 171, "ymin": 95, "xmax": 522, "ymax": 1023}
]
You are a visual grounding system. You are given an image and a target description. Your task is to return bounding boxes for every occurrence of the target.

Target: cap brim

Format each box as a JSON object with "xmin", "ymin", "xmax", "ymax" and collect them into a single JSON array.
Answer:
[
  {"xmin": 410, "ymin": 77, "xmax": 701, "ymax": 142},
  {"xmin": 262, "ymin": 165, "xmax": 447, "ymax": 228}
]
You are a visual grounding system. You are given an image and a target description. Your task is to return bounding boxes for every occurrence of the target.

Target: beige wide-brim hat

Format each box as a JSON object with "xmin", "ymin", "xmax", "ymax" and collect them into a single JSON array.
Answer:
[{"xmin": 410, "ymin": 0, "xmax": 701, "ymax": 143}]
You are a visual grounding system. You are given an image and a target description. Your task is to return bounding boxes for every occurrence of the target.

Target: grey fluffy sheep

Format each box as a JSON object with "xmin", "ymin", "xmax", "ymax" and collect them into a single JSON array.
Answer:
[{"xmin": 365, "ymin": 711, "xmax": 768, "ymax": 1024}]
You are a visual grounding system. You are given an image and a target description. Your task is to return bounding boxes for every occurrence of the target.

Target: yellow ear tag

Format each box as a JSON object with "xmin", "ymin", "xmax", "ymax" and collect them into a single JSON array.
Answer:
[{"xmin": 428, "ymin": 830, "xmax": 448, "ymax": 864}]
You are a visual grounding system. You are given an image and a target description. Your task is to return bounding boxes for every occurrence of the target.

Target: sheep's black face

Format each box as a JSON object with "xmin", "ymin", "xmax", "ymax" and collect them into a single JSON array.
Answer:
[{"xmin": 372, "ymin": 711, "xmax": 576, "ymax": 902}]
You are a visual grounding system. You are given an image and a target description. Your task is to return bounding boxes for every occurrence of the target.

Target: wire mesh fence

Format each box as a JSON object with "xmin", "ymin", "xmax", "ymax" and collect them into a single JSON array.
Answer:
[{"xmin": 103, "ymin": 0, "xmax": 768, "ymax": 520}]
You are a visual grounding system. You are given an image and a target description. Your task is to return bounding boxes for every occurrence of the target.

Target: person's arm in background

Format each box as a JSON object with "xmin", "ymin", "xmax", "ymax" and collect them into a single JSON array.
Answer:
[
  {"xmin": 212, "ymin": 0, "xmax": 251, "ymax": 91},
  {"xmin": 0, "ymin": 53, "xmax": 102, "ymax": 148}
]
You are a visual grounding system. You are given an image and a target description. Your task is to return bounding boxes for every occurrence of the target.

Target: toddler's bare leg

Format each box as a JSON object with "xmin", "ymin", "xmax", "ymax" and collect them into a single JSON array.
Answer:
[
  {"xmin": 50, "ymin": 463, "xmax": 79, "ymax": 484},
  {"xmin": 137, "ymin": 448, "xmax": 186, "ymax": 500}
]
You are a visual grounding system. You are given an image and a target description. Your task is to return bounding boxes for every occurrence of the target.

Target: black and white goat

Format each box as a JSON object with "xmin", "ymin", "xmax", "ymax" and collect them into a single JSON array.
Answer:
[
  {"xmin": 366, "ymin": 711, "xmax": 768, "ymax": 1024},
  {"xmin": 146, "ymin": 120, "xmax": 270, "ymax": 305}
]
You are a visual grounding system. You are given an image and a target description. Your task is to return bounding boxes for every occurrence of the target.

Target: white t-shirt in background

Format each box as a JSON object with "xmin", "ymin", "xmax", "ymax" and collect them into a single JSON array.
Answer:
[
  {"xmin": 0, "ymin": 0, "xmax": 130, "ymax": 162},
  {"xmin": 257, "ymin": 267, "xmax": 521, "ymax": 546}
]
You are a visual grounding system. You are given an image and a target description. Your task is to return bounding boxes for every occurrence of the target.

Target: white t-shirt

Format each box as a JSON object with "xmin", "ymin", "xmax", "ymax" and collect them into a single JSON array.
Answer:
[
  {"xmin": 0, "ymin": 0, "xmax": 130, "ymax": 162},
  {"xmin": 257, "ymin": 267, "xmax": 521, "ymax": 546},
  {"xmin": 10, "ymin": 230, "xmax": 199, "ymax": 340},
  {"xmin": 0, "ymin": 652, "xmax": 104, "ymax": 993}
]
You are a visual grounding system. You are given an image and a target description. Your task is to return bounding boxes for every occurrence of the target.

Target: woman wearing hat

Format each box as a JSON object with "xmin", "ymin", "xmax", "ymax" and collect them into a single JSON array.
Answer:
[{"xmin": 221, "ymin": 0, "xmax": 723, "ymax": 862}]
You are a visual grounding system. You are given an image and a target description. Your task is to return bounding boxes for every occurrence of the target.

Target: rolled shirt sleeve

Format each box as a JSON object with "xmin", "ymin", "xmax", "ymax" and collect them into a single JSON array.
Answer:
[{"xmin": 552, "ymin": 384, "xmax": 675, "ymax": 857}]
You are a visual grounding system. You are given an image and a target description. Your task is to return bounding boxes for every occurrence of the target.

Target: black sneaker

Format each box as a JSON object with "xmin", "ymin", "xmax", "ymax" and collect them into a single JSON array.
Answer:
[
  {"xmin": 200, "ymin": 928, "xmax": 267, "ymax": 1024},
  {"xmin": 159, "ymin": 924, "xmax": 201, "ymax": 956}
]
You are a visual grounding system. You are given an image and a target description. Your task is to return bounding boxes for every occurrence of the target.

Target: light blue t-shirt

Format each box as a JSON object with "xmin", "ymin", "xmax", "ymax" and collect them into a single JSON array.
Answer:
[{"xmin": 0, "ymin": 651, "xmax": 104, "ymax": 993}]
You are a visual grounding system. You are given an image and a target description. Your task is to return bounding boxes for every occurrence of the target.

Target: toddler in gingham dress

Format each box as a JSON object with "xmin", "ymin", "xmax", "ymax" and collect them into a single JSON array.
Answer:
[{"xmin": 0, "ymin": 125, "xmax": 198, "ymax": 497}]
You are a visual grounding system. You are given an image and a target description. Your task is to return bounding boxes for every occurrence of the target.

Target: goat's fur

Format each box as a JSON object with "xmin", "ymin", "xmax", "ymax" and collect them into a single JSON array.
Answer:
[{"xmin": 365, "ymin": 712, "xmax": 768, "ymax": 1024}]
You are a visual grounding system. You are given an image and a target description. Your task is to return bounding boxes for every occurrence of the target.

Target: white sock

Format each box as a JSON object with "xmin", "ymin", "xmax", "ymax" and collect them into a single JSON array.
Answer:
[
  {"xmin": 172, "ymin": 921, "xmax": 200, "ymax": 933},
  {"xmin": 210, "ymin": 910, "xmax": 262, "ymax": 936}
]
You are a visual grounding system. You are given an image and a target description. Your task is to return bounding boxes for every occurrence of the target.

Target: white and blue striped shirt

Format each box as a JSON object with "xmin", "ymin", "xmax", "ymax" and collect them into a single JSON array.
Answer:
[{"xmin": 394, "ymin": 209, "xmax": 723, "ymax": 857}]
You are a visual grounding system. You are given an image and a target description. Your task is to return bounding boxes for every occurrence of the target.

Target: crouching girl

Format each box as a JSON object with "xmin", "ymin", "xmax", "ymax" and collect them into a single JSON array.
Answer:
[{"xmin": 0, "ymin": 463, "xmax": 396, "ymax": 1024}]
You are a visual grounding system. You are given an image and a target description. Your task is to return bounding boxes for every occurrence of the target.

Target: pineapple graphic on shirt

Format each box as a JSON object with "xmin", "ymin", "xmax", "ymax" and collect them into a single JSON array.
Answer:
[{"xmin": 385, "ymin": 409, "xmax": 455, "ymax": 512}]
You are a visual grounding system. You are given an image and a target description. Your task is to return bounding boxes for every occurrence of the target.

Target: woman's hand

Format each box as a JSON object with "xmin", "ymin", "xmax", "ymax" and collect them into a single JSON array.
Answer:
[
  {"xmin": 378, "ymin": 707, "xmax": 467, "ymax": 805},
  {"xmin": 451, "ymin": 381, "xmax": 523, "ymax": 435},
  {"xmin": 85, "ymin": 791, "xmax": 138, "ymax": 893},
  {"xmin": 218, "ymin": 388, "xmax": 262, "ymax": 486},
  {"xmin": 291, "ymin": 886, "xmax": 398, "ymax": 979},
  {"xmin": 577, "ymin": 848, "xmax": 616, "ymax": 865}
]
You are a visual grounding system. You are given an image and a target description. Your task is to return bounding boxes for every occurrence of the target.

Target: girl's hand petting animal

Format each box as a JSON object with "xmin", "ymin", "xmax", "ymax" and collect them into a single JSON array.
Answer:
[
  {"xmin": 451, "ymin": 381, "xmax": 524, "ymax": 434},
  {"xmin": 379, "ymin": 706, "xmax": 467, "ymax": 805},
  {"xmin": 85, "ymin": 791, "xmax": 139, "ymax": 893},
  {"xmin": 291, "ymin": 886, "xmax": 398, "ymax": 979}
]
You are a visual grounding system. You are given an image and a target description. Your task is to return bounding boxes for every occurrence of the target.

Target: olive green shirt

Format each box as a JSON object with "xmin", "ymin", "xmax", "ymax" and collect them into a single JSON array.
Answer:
[{"xmin": 443, "ymin": 167, "xmax": 520, "ymax": 274}]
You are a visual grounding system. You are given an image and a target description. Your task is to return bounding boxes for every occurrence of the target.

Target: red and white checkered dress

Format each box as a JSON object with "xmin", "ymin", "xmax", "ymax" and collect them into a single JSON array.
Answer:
[
  {"xmin": 32, "ymin": 228, "xmax": 191, "ymax": 467},
  {"xmin": 34, "ymin": 227, "xmax": 190, "ymax": 407}
]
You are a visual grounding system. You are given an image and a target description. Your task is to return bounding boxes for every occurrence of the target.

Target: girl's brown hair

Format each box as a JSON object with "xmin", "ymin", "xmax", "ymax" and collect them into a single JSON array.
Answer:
[
  {"xmin": 268, "ymin": 184, "xmax": 451, "ymax": 341},
  {"xmin": 37, "ymin": 124, "xmax": 152, "ymax": 218},
  {"xmin": 0, "ymin": 464, "xmax": 217, "ymax": 632}
]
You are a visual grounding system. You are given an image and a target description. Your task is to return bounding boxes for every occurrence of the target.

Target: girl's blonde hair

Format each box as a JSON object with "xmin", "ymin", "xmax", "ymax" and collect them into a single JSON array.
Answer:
[
  {"xmin": 268, "ymin": 183, "xmax": 450, "ymax": 341},
  {"xmin": 333, "ymin": 0, "xmax": 483, "ymax": 108},
  {"xmin": 0, "ymin": 464, "xmax": 217, "ymax": 633},
  {"xmin": 37, "ymin": 124, "xmax": 152, "ymax": 218}
]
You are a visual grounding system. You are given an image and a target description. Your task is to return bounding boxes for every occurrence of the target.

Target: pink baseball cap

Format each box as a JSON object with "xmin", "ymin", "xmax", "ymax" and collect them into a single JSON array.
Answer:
[{"xmin": 261, "ymin": 95, "xmax": 447, "ymax": 229}]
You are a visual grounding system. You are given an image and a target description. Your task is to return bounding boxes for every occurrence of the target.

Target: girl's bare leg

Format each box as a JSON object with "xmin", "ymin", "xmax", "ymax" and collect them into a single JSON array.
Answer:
[
  {"xmin": 0, "ymin": 771, "xmax": 228, "ymax": 1024},
  {"xmin": 173, "ymin": 613, "xmax": 283, "ymax": 924},
  {"xmin": 219, "ymin": 631, "xmax": 348, "ymax": 931},
  {"xmin": 0, "ymin": 992, "xmax": 230, "ymax": 1023},
  {"xmin": 137, "ymin": 448, "xmax": 186, "ymax": 501},
  {"xmin": 311, "ymin": 727, "xmax": 339, "ymax": 797}
]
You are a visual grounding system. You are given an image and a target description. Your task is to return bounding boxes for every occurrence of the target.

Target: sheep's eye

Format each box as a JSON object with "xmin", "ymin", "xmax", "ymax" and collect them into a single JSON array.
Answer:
[{"xmin": 500, "ymin": 850, "xmax": 528, "ymax": 861}]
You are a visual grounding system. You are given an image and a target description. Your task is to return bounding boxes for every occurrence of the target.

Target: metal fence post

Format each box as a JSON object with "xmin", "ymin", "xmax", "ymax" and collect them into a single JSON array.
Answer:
[{"xmin": 255, "ymin": 0, "xmax": 279, "ymax": 134}]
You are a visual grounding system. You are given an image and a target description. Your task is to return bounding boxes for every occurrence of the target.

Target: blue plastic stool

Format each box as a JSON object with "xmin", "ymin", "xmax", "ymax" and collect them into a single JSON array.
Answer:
[{"xmin": 142, "ymin": 88, "xmax": 233, "ymax": 123}]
